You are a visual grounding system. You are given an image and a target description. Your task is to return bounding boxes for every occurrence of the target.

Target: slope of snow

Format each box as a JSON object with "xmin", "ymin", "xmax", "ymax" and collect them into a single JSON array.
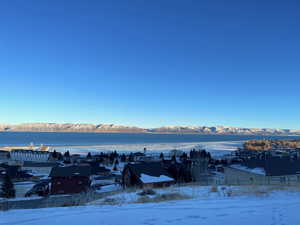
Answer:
[{"xmin": 1, "ymin": 186, "xmax": 300, "ymax": 225}]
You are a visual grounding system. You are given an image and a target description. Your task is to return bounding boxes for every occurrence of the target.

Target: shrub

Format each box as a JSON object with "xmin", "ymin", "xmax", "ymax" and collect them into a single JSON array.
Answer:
[
  {"xmin": 135, "ymin": 192, "xmax": 191, "ymax": 203},
  {"xmin": 137, "ymin": 189, "xmax": 156, "ymax": 196}
]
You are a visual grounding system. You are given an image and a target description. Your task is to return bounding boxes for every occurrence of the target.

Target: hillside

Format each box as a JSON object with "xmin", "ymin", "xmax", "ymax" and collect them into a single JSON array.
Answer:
[
  {"xmin": 244, "ymin": 139, "xmax": 300, "ymax": 150},
  {"xmin": 1, "ymin": 185, "xmax": 300, "ymax": 225},
  {"xmin": 0, "ymin": 123, "xmax": 300, "ymax": 136}
]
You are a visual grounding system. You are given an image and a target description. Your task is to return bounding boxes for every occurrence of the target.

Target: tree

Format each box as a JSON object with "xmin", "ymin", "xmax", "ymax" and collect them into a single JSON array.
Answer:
[
  {"xmin": 87, "ymin": 152, "xmax": 92, "ymax": 159},
  {"xmin": 52, "ymin": 150, "xmax": 58, "ymax": 159},
  {"xmin": 64, "ymin": 151, "xmax": 70, "ymax": 158},
  {"xmin": 113, "ymin": 165, "xmax": 117, "ymax": 171},
  {"xmin": 0, "ymin": 174, "xmax": 16, "ymax": 198},
  {"xmin": 159, "ymin": 152, "xmax": 164, "ymax": 160},
  {"xmin": 120, "ymin": 154, "xmax": 127, "ymax": 162},
  {"xmin": 129, "ymin": 153, "xmax": 134, "ymax": 162},
  {"xmin": 63, "ymin": 151, "xmax": 71, "ymax": 163},
  {"xmin": 113, "ymin": 159, "xmax": 119, "ymax": 171},
  {"xmin": 57, "ymin": 153, "xmax": 63, "ymax": 161},
  {"xmin": 171, "ymin": 155, "xmax": 177, "ymax": 163}
]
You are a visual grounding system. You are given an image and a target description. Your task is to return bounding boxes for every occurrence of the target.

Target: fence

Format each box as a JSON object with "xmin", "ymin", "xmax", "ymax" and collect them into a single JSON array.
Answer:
[{"xmin": 0, "ymin": 189, "xmax": 122, "ymax": 211}]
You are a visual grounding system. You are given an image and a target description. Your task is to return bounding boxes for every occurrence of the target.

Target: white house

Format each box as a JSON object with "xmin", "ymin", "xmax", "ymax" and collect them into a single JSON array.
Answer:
[{"xmin": 10, "ymin": 150, "xmax": 50, "ymax": 162}]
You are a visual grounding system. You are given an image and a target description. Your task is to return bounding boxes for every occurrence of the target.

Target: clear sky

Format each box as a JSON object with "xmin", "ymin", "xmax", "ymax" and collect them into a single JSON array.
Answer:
[{"xmin": 1, "ymin": 0, "xmax": 300, "ymax": 129}]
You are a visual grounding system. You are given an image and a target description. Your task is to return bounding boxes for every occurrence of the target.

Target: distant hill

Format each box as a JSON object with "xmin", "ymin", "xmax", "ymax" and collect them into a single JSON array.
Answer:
[{"xmin": 0, "ymin": 123, "xmax": 300, "ymax": 136}]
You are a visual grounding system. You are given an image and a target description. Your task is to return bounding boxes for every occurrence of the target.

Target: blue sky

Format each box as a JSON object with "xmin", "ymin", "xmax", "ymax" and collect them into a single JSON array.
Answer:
[{"xmin": 0, "ymin": 0, "xmax": 300, "ymax": 129}]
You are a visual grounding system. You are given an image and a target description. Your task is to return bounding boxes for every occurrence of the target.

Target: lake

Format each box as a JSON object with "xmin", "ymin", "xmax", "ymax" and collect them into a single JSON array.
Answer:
[{"xmin": 1, "ymin": 132, "xmax": 300, "ymax": 155}]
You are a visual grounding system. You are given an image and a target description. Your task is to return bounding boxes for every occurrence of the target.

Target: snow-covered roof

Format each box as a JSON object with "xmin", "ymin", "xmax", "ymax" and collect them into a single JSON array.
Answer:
[
  {"xmin": 229, "ymin": 164, "xmax": 266, "ymax": 175},
  {"xmin": 140, "ymin": 174, "xmax": 174, "ymax": 184}
]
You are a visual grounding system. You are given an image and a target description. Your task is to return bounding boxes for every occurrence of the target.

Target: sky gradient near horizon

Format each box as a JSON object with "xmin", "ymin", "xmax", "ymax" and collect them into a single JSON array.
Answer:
[{"xmin": 1, "ymin": 1, "xmax": 300, "ymax": 129}]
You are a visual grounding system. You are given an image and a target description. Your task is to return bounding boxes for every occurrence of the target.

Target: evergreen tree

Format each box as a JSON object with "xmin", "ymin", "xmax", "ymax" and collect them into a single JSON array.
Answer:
[
  {"xmin": 87, "ymin": 152, "xmax": 92, "ymax": 159},
  {"xmin": 0, "ymin": 174, "xmax": 15, "ymax": 198},
  {"xmin": 171, "ymin": 154, "xmax": 177, "ymax": 163},
  {"xmin": 113, "ymin": 159, "xmax": 119, "ymax": 171},
  {"xmin": 113, "ymin": 164, "xmax": 117, "ymax": 171},
  {"xmin": 129, "ymin": 153, "xmax": 134, "ymax": 162},
  {"xmin": 159, "ymin": 152, "xmax": 164, "ymax": 160},
  {"xmin": 64, "ymin": 151, "xmax": 70, "ymax": 158},
  {"xmin": 52, "ymin": 150, "xmax": 58, "ymax": 159},
  {"xmin": 120, "ymin": 154, "xmax": 126, "ymax": 162},
  {"xmin": 57, "ymin": 153, "xmax": 63, "ymax": 161}
]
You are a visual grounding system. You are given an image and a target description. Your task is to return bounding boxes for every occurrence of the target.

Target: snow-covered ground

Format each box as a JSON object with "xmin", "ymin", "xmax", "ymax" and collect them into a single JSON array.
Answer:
[
  {"xmin": 55, "ymin": 141, "xmax": 243, "ymax": 157},
  {"xmin": 1, "ymin": 185, "xmax": 300, "ymax": 225}
]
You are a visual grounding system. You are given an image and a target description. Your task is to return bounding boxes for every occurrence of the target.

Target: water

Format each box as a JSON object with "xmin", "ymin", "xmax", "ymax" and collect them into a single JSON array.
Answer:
[{"xmin": 0, "ymin": 132, "xmax": 299, "ymax": 147}]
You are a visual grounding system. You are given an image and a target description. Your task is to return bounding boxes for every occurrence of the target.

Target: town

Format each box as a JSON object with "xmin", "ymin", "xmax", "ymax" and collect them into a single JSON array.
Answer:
[{"xmin": 1, "ymin": 139, "xmax": 300, "ymax": 210}]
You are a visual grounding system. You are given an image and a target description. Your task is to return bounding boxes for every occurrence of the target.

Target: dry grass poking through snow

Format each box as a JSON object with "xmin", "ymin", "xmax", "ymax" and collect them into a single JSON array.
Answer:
[
  {"xmin": 88, "ymin": 184, "xmax": 300, "ymax": 207},
  {"xmin": 215, "ymin": 185, "xmax": 300, "ymax": 197},
  {"xmin": 135, "ymin": 192, "xmax": 191, "ymax": 204}
]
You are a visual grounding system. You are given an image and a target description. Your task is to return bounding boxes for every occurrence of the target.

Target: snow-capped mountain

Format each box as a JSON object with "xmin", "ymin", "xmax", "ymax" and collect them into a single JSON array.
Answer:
[
  {"xmin": 0, "ymin": 123, "xmax": 299, "ymax": 135},
  {"xmin": 151, "ymin": 125, "xmax": 300, "ymax": 135}
]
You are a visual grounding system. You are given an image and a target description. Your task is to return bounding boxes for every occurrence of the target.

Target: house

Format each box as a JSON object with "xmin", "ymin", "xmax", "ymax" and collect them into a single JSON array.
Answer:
[
  {"xmin": 49, "ymin": 165, "xmax": 92, "ymax": 195},
  {"xmin": 224, "ymin": 158, "xmax": 300, "ymax": 185},
  {"xmin": 223, "ymin": 148, "xmax": 300, "ymax": 185},
  {"xmin": 122, "ymin": 162, "xmax": 175, "ymax": 188}
]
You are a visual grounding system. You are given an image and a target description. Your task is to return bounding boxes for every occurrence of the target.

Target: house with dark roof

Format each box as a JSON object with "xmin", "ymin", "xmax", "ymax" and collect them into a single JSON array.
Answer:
[
  {"xmin": 49, "ymin": 165, "xmax": 92, "ymax": 195},
  {"xmin": 224, "ymin": 157, "xmax": 300, "ymax": 185},
  {"xmin": 122, "ymin": 162, "xmax": 175, "ymax": 188},
  {"xmin": 81, "ymin": 161, "xmax": 111, "ymax": 175}
]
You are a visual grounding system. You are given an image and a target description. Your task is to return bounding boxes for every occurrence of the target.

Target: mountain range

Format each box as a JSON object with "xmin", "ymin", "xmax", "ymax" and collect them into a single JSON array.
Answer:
[{"xmin": 0, "ymin": 123, "xmax": 299, "ymax": 136}]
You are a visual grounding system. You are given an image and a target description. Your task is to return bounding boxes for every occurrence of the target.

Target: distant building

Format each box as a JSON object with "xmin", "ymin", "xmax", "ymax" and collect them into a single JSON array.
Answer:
[
  {"xmin": 0, "ymin": 150, "xmax": 9, "ymax": 161},
  {"xmin": 10, "ymin": 150, "xmax": 50, "ymax": 162},
  {"xmin": 49, "ymin": 165, "xmax": 92, "ymax": 195}
]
